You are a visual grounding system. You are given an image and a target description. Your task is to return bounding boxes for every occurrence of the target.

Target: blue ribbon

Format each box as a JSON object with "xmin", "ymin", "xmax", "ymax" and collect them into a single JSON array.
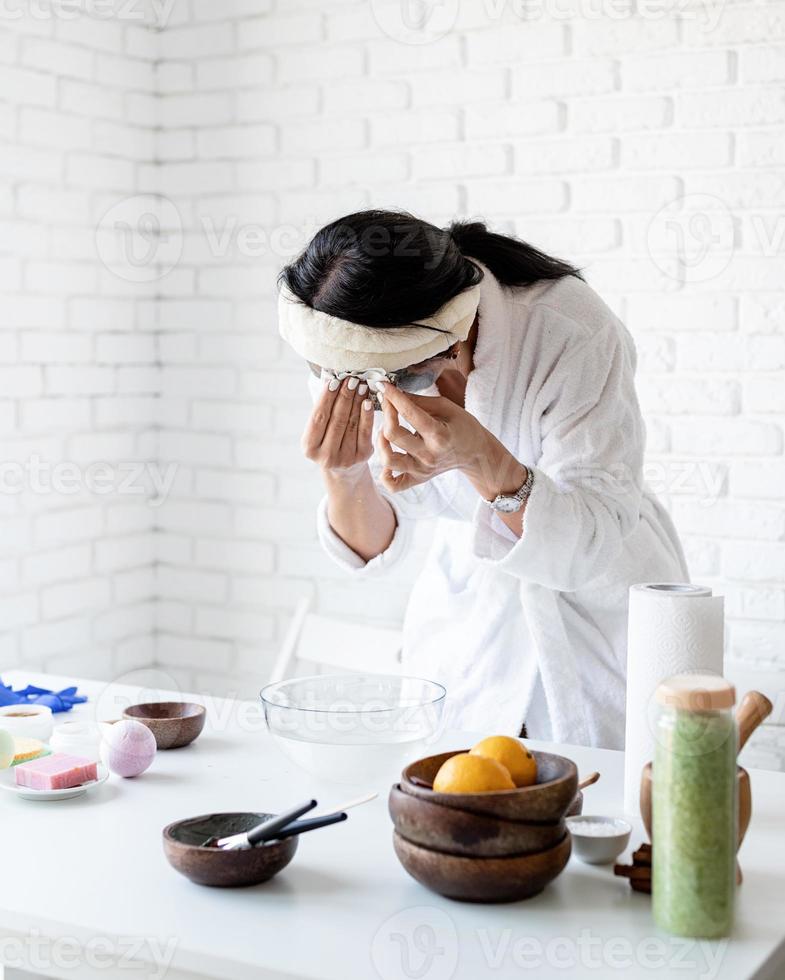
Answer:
[{"xmin": 0, "ymin": 680, "xmax": 87, "ymax": 713}]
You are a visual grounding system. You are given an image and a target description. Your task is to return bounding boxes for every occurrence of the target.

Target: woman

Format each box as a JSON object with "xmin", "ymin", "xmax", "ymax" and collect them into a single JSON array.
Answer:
[{"xmin": 278, "ymin": 211, "xmax": 687, "ymax": 749}]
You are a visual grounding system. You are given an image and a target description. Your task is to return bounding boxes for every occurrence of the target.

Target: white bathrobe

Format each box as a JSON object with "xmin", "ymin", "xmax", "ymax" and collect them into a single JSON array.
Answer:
[{"xmin": 314, "ymin": 265, "xmax": 688, "ymax": 749}]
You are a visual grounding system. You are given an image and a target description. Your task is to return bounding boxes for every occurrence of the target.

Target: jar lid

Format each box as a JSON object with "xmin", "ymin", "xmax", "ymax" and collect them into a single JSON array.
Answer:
[{"xmin": 655, "ymin": 673, "xmax": 736, "ymax": 711}]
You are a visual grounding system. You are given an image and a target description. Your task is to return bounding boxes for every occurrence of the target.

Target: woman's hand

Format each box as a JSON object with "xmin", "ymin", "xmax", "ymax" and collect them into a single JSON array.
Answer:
[
  {"xmin": 301, "ymin": 378, "xmax": 374, "ymax": 482},
  {"xmin": 303, "ymin": 377, "xmax": 396, "ymax": 561},
  {"xmin": 376, "ymin": 383, "xmax": 483, "ymax": 492},
  {"xmin": 377, "ymin": 383, "xmax": 526, "ymax": 499}
]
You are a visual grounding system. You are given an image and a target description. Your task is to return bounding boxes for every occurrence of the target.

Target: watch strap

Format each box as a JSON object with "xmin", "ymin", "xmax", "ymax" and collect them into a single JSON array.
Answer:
[{"xmin": 487, "ymin": 467, "xmax": 534, "ymax": 513}]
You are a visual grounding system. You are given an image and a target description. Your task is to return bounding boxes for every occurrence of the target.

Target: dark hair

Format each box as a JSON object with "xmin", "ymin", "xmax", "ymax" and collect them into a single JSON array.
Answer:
[{"xmin": 279, "ymin": 210, "xmax": 581, "ymax": 329}]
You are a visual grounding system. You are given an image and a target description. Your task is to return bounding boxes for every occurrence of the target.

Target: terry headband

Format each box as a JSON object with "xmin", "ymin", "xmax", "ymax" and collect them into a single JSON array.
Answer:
[{"xmin": 277, "ymin": 282, "xmax": 482, "ymax": 373}]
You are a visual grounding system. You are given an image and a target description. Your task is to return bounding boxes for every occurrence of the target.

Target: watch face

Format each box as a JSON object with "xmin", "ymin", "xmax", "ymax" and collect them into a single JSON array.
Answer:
[{"xmin": 494, "ymin": 495, "xmax": 520, "ymax": 513}]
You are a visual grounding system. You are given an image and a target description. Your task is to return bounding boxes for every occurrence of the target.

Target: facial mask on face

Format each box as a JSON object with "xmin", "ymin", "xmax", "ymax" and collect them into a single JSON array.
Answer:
[
  {"xmin": 320, "ymin": 359, "xmax": 446, "ymax": 409},
  {"xmin": 390, "ymin": 369, "xmax": 439, "ymax": 395}
]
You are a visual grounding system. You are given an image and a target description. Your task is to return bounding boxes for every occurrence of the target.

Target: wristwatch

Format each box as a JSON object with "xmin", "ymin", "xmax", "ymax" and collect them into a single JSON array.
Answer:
[{"xmin": 486, "ymin": 467, "xmax": 534, "ymax": 514}]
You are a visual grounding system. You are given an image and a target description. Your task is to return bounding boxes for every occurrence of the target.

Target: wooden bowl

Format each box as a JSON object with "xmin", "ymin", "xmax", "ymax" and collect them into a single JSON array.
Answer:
[
  {"xmin": 124, "ymin": 702, "xmax": 206, "ymax": 749},
  {"xmin": 401, "ymin": 750, "xmax": 578, "ymax": 822},
  {"xmin": 390, "ymin": 784, "xmax": 567, "ymax": 857},
  {"xmin": 163, "ymin": 812, "xmax": 298, "ymax": 887},
  {"xmin": 640, "ymin": 761, "xmax": 751, "ymax": 882},
  {"xmin": 393, "ymin": 830, "xmax": 571, "ymax": 903}
]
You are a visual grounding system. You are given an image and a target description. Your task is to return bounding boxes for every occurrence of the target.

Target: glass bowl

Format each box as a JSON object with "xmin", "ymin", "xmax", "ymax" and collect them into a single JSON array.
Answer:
[{"xmin": 260, "ymin": 674, "xmax": 446, "ymax": 785}]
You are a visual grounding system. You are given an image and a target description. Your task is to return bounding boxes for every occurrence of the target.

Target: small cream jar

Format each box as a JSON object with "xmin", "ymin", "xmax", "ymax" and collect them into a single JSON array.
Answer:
[
  {"xmin": 49, "ymin": 721, "xmax": 102, "ymax": 762},
  {"xmin": 0, "ymin": 704, "xmax": 54, "ymax": 743}
]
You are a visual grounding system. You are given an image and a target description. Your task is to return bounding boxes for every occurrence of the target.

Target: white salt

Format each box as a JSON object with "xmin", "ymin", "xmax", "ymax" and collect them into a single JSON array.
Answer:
[{"xmin": 569, "ymin": 818, "xmax": 626, "ymax": 837}]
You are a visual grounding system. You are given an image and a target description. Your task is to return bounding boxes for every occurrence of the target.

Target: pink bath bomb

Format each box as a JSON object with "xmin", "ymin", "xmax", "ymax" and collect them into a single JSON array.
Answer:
[{"xmin": 100, "ymin": 720, "xmax": 156, "ymax": 777}]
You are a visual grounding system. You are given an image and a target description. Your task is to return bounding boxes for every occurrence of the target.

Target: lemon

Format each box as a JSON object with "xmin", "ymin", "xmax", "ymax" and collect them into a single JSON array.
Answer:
[
  {"xmin": 432, "ymin": 752, "xmax": 515, "ymax": 794},
  {"xmin": 470, "ymin": 735, "xmax": 537, "ymax": 788}
]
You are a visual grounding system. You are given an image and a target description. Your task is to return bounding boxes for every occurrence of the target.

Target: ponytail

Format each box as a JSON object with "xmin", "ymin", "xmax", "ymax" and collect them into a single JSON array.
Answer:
[{"xmin": 447, "ymin": 220, "xmax": 582, "ymax": 287}]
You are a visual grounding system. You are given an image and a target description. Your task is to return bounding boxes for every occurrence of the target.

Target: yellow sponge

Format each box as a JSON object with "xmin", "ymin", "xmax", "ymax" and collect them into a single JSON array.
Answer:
[{"xmin": 12, "ymin": 737, "xmax": 48, "ymax": 765}]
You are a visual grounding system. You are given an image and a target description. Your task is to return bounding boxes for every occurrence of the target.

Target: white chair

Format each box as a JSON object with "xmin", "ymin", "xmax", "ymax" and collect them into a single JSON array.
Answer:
[{"xmin": 269, "ymin": 596, "xmax": 403, "ymax": 683}]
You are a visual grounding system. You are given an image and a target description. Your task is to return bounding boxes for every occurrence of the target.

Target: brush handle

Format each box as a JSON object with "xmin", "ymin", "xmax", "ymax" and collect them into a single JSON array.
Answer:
[
  {"xmin": 314, "ymin": 792, "xmax": 377, "ymax": 817},
  {"xmin": 270, "ymin": 812, "xmax": 347, "ymax": 841},
  {"xmin": 737, "ymin": 691, "xmax": 773, "ymax": 753},
  {"xmin": 246, "ymin": 799, "xmax": 317, "ymax": 847}
]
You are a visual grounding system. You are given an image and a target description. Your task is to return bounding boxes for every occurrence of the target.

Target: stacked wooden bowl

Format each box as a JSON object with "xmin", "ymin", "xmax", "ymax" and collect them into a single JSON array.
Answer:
[{"xmin": 390, "ymin": 749, "xmax": 580, "ymax": 903}]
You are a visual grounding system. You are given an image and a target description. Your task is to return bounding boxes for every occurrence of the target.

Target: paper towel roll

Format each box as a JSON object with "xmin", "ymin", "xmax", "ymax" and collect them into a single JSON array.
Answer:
[{"xmin": 623, "ymin": 583, "xmax": 725, "ymax": 815}]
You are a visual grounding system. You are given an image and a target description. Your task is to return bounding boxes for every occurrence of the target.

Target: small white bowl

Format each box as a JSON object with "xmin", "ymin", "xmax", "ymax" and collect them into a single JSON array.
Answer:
[
  {"xmin": 50, "ymin": 722, "xmax": 102, "ymax": 763},
  {"xmin": 566, "ymin": 815, "xmax": 632, "ymax": 865},
  {"xmin": 0, "ymin": 704, "xmax": 53, "ymax": 743}
]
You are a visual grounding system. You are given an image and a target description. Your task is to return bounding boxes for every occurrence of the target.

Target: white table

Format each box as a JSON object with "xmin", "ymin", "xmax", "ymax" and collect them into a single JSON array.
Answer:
[{"xmin": 1, "ymin": 670, "xmax": 784, "ymax": 980}]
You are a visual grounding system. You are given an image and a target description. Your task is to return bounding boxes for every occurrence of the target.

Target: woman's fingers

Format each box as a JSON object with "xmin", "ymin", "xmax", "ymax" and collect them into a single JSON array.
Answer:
[
  {"xmin": 381, "ymin": 391, "xmax": 398, "ymax": 433},
  {"xmin": 378, "ymin": 432, "xmax": 419, "ymax": 474},
  {"xmin": 339, "ymin": 381, "xmax": 364, "ymax": 457},
  {"xmin": 380, "ymin": 393, "xmax": 420, "ymax": 450},
  {"xmin": 385, "ymin": 424, "xmax": 423, "ymax": 457},
  {"xmin": 357, "ymin": 392, "xmax": 374, "ymax": 457},
  {"xmin": 302, "ymin": 380, "xmax": 340, "ymax": 457},
  {"xmin": 377, "ymin": 431, "xmax": 397, "ymax": 471},
  {"xmin": 320, "ymin": 379, "xmax": 358, "ymax": 457},
  {"xmin": 378, "ymin": 383, "xmax": 438, "ymax": 436},
  {"xmin": 378, "ymin": 466, "xmax": 420, "ymax": 494}
]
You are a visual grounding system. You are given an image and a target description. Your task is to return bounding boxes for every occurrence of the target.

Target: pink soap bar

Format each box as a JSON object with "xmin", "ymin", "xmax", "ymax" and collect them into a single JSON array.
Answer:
[{"xmin": 15, "ymin": 753, "xmax": 98, "ymax": 790}]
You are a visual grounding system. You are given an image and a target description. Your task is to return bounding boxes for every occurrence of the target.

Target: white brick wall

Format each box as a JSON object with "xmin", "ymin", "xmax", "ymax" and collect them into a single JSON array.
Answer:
[
  {"xmin": 0, "ymin": 4, "xmax": 158, "ymax": 680},
  {"xmin": 2, "ymin": 0, "xmax": 784, "ymax": 766}
]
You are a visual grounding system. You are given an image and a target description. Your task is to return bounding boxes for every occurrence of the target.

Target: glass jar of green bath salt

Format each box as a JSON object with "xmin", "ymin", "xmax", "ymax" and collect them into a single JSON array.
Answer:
[{"xmin": 652, "ymin": 674, "xmax": 737, "ymax": 938}]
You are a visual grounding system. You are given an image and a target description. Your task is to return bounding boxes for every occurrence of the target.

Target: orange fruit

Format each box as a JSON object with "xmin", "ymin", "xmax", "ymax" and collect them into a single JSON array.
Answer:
[
  {"xmin": 432, "ymin": 752, "xmax": 515, "ymax": 794},
  {"xmin": 470, "ymin": 735, "xmax": 537, "ymax": 788}
]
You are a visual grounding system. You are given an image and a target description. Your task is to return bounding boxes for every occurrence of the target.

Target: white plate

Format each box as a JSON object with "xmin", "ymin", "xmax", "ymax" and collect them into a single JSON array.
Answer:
[{"xmin": 0, "ymin": 764, "xmax": 109, "ymax": 801}]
